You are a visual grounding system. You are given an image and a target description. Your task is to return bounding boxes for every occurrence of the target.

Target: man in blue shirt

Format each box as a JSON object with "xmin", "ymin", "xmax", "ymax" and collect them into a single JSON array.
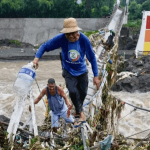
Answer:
[
  {"xmin": 33, "ymin": 18, "xmax": 100, "ymax": 128},
  {"xmin": 29, "ymin": 78, "xmax": 74, "ymax": 133}
]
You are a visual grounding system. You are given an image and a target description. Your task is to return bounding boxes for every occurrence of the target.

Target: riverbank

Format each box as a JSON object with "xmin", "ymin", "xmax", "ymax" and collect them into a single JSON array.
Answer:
[{"xmin": 0, "ymin": 48, "xmax": 61, "ymax": 61}]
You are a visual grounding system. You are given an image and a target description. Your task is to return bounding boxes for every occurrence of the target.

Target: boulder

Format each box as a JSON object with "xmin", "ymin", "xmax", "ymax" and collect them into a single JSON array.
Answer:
[{"xmin": 112, "ymin": 56, "xmax": 150, "ymax": 92}]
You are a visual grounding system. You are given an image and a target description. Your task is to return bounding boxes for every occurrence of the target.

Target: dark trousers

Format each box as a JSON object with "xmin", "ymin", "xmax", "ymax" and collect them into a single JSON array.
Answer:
[{"xmin": 62, "ymin": 69, "xmax": 88, "ymax": 114}]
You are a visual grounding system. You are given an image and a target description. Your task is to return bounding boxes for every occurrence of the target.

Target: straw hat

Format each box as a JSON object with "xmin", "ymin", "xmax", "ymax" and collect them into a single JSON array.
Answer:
[{"xmin": 60, "ymin": 18, "xmax": 82, "ymax": 33}]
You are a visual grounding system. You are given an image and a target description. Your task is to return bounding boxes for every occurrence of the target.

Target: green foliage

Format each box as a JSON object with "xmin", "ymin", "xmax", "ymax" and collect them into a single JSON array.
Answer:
[
  {"xmin": 29, "ymin": 136, "xmax": 40, "ymax": 149},
  {"xmin": 129, "ymin": 0, "xmax": 147, "ymax": 4},
  {"xmin": 0, "ymin": 0, "xmax": 115, "ymax": 18},
  {"xmin": 9, "ymin": 40, "xmax": 21, "ymax": 45},
  {"xmin": 71, "ymin": 144, "xmax": 84, "ymax": 150},
  {"xmin": 30, "ymin": 136, "xmax": 38, "ymax": 145},
  {"xmin": 101, "ymin": 6, "xmax": 109, "ymax": 16},
  {"xmin": 128, "ymin": 1, "xmax": 142, "ymax": 20},
  {"xmin": 123, "ymin": 19, "xmax": 142, "ymax": 28},
  {"xmin": 120, "ymin": 0, "xmax": 150, "ymax": 21},
  {"xmin": 120, "ymin": 0, "xmax": 126, "ymax": 7},
  {"xmin": 136, "ymin": 0, "xmax": 147, "ymax": 4},
  {"xmin": 141, "ymin": 0, "xmax": 150, "ymax": 11},
  {"xmin": 82, "ymin": 30, "xmax": 99, "ymax": 37}
]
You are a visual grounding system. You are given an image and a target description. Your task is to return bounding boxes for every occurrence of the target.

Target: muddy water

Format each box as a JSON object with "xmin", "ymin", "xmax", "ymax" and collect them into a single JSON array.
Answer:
[
  {"xmin": 111, "ymin": 91, "xmax": 150, "ymax": 139},
  {"xmin": 0, "ymin": 60, "xmax": 150, "ymax": 139},
  {"xmin": 0, "ymin": 60, "xmax": 64, "ymax": 125}
]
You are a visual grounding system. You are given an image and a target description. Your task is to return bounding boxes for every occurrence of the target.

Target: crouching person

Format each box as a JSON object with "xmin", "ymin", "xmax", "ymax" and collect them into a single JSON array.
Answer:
[{"xmin": 29, "ymin": 78, "xmax": 74, "ymax": 133}]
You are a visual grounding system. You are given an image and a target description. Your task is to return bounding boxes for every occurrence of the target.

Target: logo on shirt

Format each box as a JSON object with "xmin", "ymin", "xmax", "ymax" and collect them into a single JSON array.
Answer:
[{"xmin": 68, "ymin": 50, "xmax": 80, "ymax": 62}]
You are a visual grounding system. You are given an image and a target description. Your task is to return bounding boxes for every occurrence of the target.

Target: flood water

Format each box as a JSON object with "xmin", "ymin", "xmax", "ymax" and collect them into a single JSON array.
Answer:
[
  {"xmin": 111, "ymin": 91, "xmax": 150, "ymax": 139},
  {"xmin": 0, "ymin": 60, "xmax": 64, "ymax": 125},
  {"xmin": 0, "ymin": 60, "xmax": 150, "ymax": 139}
]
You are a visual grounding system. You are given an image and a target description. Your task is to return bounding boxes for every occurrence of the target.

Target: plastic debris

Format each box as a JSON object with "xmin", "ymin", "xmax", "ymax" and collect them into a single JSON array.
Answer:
[{"xmin": 100, "ymin": 135, "xmax": 113, "ymax": 150}]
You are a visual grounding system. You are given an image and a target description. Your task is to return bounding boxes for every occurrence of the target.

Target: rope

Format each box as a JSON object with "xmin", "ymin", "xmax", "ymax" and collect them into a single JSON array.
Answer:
[
  {"xmin": 83, "ymin": 70, "xmax": 108, "ymax": 107},
  {"xmin": 35, "ymin": 78, "xmax": 46, "ymax": 107},
  {"xmin": 113, "ymin": 96, "xmax": 150, "ymax": 113},
  {"xmin": 125, "ymin": 101, "xmax": 150, "ymax": 113},
  {"xmin": 41, "ymin": 70, "xmax": 108, "ymax": 131},
  {"xmin": 132, "ymin": 132, "xmax": 150, "ymax": 150},
  {"xmin": 126, "ymin": 129, "xmax": 150, "ymax": 139},
  {"xmin": 118, "ymin": 108, "xmax": 136, "ymax": 121}
]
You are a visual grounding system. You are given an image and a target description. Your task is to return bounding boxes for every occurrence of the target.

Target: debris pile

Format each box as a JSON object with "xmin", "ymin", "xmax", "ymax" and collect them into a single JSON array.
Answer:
[{"xmin": 112, "ymin": 56, "xmax": 150, "ymax": 92}]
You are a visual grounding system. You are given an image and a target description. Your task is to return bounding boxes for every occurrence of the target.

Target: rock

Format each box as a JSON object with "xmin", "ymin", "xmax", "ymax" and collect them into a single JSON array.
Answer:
[
  {"xmin": 120, "ymin": 27, "xmax": 129, "ymax": 37},
  {"xmin": 138, "ymin": 74, "xmax": 150, "ymax": 92},
  {"xmin": 118, "ymin": 27, "xmax": 140, "ymax": 51},
  {"xmin": 112, "ymin": 56, "xmax": 150, "ymax": 92},
  {"xmin": 0, "ymin": 115, "xmax": 10, "ymax": 123},
  {"xmin": 112, "ymin": 75, "xmax": 139, "ymax": 92},
  {"xmin": 0, "ymin": 115, "xmax": 24, "ymax": 126}
]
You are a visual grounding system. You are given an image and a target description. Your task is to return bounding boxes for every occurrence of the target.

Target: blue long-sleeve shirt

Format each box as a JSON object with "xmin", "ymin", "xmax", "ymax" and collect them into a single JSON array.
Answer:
[{"xmin": 35, "ymin": 32, "xmax": 98, "ymax": 77}]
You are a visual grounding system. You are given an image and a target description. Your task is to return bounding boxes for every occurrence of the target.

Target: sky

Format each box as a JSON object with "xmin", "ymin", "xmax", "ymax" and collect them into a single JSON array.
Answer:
[{"xmin": 77, "ymin": 0, "xmax": 82, "ymax": 4}]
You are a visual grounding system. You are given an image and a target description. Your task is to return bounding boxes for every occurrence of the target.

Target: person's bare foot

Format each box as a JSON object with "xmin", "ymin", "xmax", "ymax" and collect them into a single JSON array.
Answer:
[{"xmin": 74, "ymin": 112, "xmax": 86, "ymax": 127}]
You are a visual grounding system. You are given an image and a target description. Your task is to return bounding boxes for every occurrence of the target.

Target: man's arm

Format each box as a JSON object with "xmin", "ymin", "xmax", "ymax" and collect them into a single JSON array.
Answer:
[
  {"xmin": 33, "ymin": 34, "xmax": 62, "ymax": 69},
  {"xmin": 29, "ymin": 88, "xmax": 46, "ymax": 111},
  {"xmin": 57, "ymin": 86, "xmax": 72, "ymax": 108},
  {"xmin": 85, "ymin": 37, "xmax": 101, "ymax": 89},
  {"xmin": 33, "ymin": 57, "xmax": 39, "ymax": 69},
  {"xmin": 34, "ymin": 88, "xmax": 46, "ymax": 104}
]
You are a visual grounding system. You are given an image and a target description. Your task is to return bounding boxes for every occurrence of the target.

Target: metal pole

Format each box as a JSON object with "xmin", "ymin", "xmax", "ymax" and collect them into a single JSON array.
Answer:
[
  {"xmin": 81, "ymin": 124, "xmax": 88, "ymax": 150},
  {"xmin": 30, "ymin": 88, "xmax": 38, "ymax": 136},
  {"xmin": 35, "ymin": 78, "xmax": 46, "ymax": 107}
]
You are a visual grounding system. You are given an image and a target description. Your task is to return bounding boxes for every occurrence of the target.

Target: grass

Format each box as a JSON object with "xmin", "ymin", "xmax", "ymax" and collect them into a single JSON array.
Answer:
[
  {"xmin": 123, "ymin": 19, "xmax": 142, "ymax": 29},
  {"xmin": 9, "ymin": 40, "xmax": 21, "ymax": 45},
  {"xmin": 81, "ymin": 30, "xmax": 99, "ymax": 37}
]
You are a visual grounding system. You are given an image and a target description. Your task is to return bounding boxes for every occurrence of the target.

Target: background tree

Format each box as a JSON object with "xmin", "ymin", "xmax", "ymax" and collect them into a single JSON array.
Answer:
[
  {"xmin": 136, "ymin": 0, "xmax": 147, "ymax": 4},
  {"xmin": 101, "ymin": 6, "xmax": 109, "ymax": 17},
  {"xmin": 0, "ymin": 0, "xmax": 116, "ymax": 18},
  {"xmin": 128, "ymin": 1, "xmax": 142, "ymax": 20},
  {"xmin": 91, "ymin": 0, "xmax": 102, "ymax": 17},
  {"xmin": 141, "ymin": 0, "xmax": 150, "ymax": 11},
  {"xmin": 120, "ymin": 0, "xmax": 126, "ymax": 7}
]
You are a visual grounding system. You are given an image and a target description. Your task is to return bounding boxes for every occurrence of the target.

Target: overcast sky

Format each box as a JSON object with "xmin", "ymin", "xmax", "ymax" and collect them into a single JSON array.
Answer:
[{"xmin": 77, "ymin": 0, "xmax": 82, "ymax": 4}]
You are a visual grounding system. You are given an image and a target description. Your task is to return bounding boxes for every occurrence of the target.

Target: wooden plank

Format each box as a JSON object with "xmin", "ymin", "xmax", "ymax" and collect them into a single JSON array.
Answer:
[
  {"xmin": 87, "ymin": 88, "xmax": 96, "ymax": 96},
  {"xmin": 84, "ymin": 98, "xmax": 90, "ymax": 102},
  {"xmin": 88, "ymin": 75, "xmax": 94, "ymax": 81},
  {"xmin": 88, "ymin": 82, "xmax": 96, "ymax": 90},
  {"xmin": 85, "ymin": 95, "xmax": 92, "ymax": 100}
]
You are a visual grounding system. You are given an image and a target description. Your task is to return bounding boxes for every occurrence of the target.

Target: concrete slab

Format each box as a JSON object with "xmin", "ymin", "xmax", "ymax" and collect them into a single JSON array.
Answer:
[
  {"xmin": 0, "ymin": 48, "xmax": 61, "ymax": 61},
  {"xmin": 0, "ymin": 18, "xmax": 108, "ymax": 45}
]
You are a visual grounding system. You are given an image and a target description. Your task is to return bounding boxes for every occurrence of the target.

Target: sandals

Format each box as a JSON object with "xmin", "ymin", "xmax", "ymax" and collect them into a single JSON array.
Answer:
[{"xmin": 74, "ymin": 120, "xmax": 86, "ymax": 128}]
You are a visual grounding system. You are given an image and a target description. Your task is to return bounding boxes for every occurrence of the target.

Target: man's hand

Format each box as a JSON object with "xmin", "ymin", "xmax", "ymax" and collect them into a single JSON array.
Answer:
[
  {"xmin": 93, "ymin": 77, "xmax": 101, "ymax": 90},
  {"xmin": 66, "ymin": 103, "xmax": 72, "ymax": 109},
  {"xmin": 121, "ymin": 101, "xmax": 125, "ymax": 106},
  {"xmin": 33, "ymin": 57, "xmax": 39, "ymax": 69}
]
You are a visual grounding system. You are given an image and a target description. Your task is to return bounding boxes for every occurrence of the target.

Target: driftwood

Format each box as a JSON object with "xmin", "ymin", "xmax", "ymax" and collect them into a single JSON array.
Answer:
[
  {"xmin": 90, "ymin": 143, "xmax": 101, "ymax": 150},
  {"xmin": 0, "ymin": 120, "xmax": 71, "ymax": 141},
  {"xmin": 0, "ymin": 121, "xmax": 47, "ymax": 141}
]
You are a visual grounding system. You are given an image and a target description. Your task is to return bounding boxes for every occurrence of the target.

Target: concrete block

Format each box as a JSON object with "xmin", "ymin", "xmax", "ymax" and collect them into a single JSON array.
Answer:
[{"xmin": 0, "ymin": 18, "xmax": 108, "ymax": 45}]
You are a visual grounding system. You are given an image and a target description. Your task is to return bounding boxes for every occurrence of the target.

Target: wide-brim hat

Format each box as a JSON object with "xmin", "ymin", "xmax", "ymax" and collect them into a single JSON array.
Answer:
[{"xmin": 60, "ymin": 18, "xmax": 82, "ymax": 33}]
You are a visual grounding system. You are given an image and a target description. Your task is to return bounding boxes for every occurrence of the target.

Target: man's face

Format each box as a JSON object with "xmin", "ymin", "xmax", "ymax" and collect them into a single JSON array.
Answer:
[
  {"xmin": 47, "ymin": 83, "xmax": 55, "ymax": 92},
  {"xmin": 65, "ymin": 31, "xmax": 80, "ymax": 42}
]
